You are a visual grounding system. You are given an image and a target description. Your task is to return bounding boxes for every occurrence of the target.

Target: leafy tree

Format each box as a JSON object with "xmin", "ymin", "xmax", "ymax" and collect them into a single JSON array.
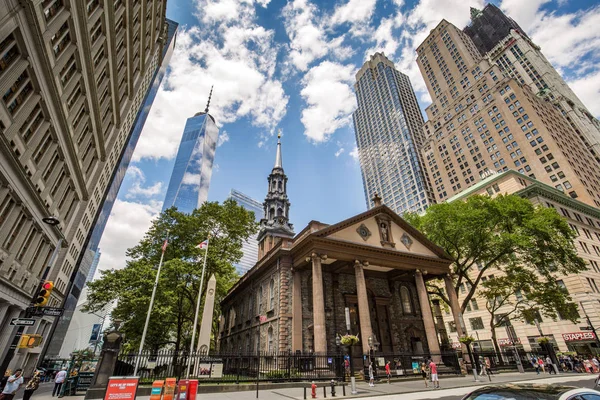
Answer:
[
  {"xmin": 405, "ymin": 194, "xmax": 585, "ymax": 338},
  {"xmin": 83, "ymin": 200, "xmax": 258, "ymax": 355},
  {"xmin": 479, "ymin": 265, "xmax": 579, "ymax": 356}
]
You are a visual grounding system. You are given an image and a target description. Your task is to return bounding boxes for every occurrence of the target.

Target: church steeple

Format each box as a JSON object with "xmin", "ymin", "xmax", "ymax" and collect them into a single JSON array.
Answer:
[{"xmin": 257, "ymin": 130, "xmax": 294, "ymax": 259}]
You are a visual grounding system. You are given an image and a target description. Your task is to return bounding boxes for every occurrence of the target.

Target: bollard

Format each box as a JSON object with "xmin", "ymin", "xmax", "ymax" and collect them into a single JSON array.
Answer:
[
  {"xmin": 304, "ymin": 386, "xmax": 307, "ymax": 399},
  {"xmin": 330, "ymin": 380, "xmax": 336, "ymax": 397},
  {"xmin": 342, "ymin": 384, "xmax": 346, "ymax": 396},
  {"xmin": 323, "ymin": 386, "xmax": 326, "ymax": 398}
]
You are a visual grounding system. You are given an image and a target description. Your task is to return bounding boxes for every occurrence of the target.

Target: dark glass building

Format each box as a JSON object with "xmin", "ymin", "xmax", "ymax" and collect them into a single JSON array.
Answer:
[{"xmin": 162, "ymin": 102, "xmax": 219, "ymax": 214}]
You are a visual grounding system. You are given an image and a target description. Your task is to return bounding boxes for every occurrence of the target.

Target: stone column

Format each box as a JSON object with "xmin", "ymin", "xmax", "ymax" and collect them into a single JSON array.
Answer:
[
  {"xmin": 444, "ymin": 274, "xmax": 466, "ymax": 338},
  {"xmin": 415, "ymin": 270, "xmax": 441, "ymax": 359},
  {"xmin": 354, "ymin": 261, "xmax": 372, "ymax": 355},
  {"xmin": 311, "ymin": 253, "xmax": 327, "ymax": 354},
  {"xmin": 292, "ymin": 269, "xmax": 303, "ymax": 352}
]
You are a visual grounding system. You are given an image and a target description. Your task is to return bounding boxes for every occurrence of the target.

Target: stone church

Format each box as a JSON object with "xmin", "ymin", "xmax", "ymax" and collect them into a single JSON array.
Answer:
[{"xmin": 218, "ymin": 134, "xmax": 463, "ymax": 358}]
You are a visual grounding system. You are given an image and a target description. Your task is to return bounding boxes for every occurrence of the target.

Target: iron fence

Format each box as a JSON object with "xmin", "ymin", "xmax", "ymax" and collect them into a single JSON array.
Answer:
[{"xmin": 114, "ymin": 350, "xmax": 463, "ymax": 384}]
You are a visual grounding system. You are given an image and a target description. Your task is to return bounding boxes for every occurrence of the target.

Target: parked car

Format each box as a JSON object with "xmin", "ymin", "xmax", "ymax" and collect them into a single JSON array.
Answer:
[{"xmin": 461, "ymin": 384, "xmax": 600, "ymax": 400}]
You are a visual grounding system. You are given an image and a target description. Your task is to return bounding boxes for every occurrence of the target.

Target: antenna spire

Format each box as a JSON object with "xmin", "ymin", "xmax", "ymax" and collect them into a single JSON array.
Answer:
[{"xmin": 205, "ymin": 85, "xmax": 213, "ymax": 113}]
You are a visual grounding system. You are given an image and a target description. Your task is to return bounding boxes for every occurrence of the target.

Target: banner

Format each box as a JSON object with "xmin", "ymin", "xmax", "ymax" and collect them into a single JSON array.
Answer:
[
  {"xmin": 104, "ymin": 377, "xmax": 139, "ymax": 400},
  {"xmin": 89, "ymin": 324, "xmax": 102, "ymax": 343}
]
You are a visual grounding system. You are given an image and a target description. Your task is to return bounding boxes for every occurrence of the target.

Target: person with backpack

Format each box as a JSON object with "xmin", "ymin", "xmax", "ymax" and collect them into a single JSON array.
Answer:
[{"xmin": 22, "ymin": 371, "xmax": 41, "ymax": 400}]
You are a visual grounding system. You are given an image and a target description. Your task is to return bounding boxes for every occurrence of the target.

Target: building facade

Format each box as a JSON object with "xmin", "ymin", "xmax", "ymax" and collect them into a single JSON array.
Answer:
[
  {"xmin": 465, "ymin": 5, "xmax": 600, "ymax": 165},
  {"xmin": 162, "ymin": 97, "xmax": 219, "ymax": 214},
  {"xmin": 353, "ymin": 53, "xmax": 434, "ymax": 214},
  {"xmin": 440, "ymin": 170, "xmax": 600, "ymax": 355},
  {"xmin": 218, "ymin": 137, "xmax": 460, "ymax": 371},
  {"xmin": 417, "ymin": 19, "xmax": 600, "ymax": 208},
  {"xmin": 227, "ymin": 189, "xmax": 262, "ymax": 275},
  {"xmin": 0, "ymin": 0, "xmax": 176, "ymax": 373}
]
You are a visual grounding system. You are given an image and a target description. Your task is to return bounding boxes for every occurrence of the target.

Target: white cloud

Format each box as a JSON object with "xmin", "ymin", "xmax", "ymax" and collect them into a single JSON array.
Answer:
[
  {"xmin": 124, "ymin": 165, "xmax": 163, "ymax": 199},
  {"xmin": 182, "ymin": 172, "xmax": 201, "ymax": 185},
  {"xmin": 568, "ymin": 69, "xmax": 600, "ymax": 117},
  {"xmin": 329, "ymin": 0, "xmax": 377, "ymax": 37},
  {"xmin": 218, "ymin": 130, "xmax": 230, "ymax": 147},
  {"xmin": 95, "ymin": 200, "xmax": 161, "ymax": 273},
  {"xmin": 335, "ymin": 148, "xmax": 345, "ymax": 157},
  {"xmin": 133, "ymin": 1, "xmax": 288, "ymax": 161},
  {"xmin": 300, "ymin": 61, "xmax": 357, "ymax": 142},
  {"xmin": 349, "ymin": 146, "xmax": 359, "ymax": 161}
]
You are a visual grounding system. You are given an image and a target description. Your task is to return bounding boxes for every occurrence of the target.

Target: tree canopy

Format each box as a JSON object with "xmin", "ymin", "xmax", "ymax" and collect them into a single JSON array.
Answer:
[
  {"xmin": 83, "ymin": 200, "xmax": 258, "ymax": 353},
  {"xmin": 405, "ymin": 194, "xmax": 586, "ymax": 345}
]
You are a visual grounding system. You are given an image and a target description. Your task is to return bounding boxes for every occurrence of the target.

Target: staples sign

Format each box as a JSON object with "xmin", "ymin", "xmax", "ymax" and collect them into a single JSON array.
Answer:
[{"xmin": 562, "ymin": 332, "xmax": 596, "ymax": 342}]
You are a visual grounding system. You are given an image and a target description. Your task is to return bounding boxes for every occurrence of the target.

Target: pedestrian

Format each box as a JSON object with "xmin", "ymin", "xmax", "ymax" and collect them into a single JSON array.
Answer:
[
  {"xmin": 538, "ymin": 357, "xmax": 545, "ymax": 374},
  {"xmin": 0, "ymin": 370, "xmax": 11, "ymax": 393},
  {"xmin": 429, "ymin": 359, "xmax": 439, "ymax": 389},
  {"xmin": 385, "ymin": 361, "xmax": 391, "ymax": 384},
  {"xmin": 531, "ymin": 357, "xmax": 540, "ymax": 374},
  {"xmin": 0, "ymin": 369, "xmax": 24, "ymax": 400},
  {"xmin": 546, "ymin": 356, "xmax": 556, "ymax": 375},
  {"xmin": 23, "ymin": 371, "xmax": 41, "ymax": 400},
  {"xmin": 420, "ymin": 362, "xmax": 429, "ymax": 388},
  {"xmin": 480, "ymin": 358, "xmax": 487, "ymax": 376},
  {"xmin": 368, "ymin": 362, "xmax": 375, "ymax": 387},
  {"xmin": 52, "ymin": 368, "xmax": 67, "ymax": 397},
  {"xmin": 344, "ymin": 357, "xmax": 350, "ymax": 378}
]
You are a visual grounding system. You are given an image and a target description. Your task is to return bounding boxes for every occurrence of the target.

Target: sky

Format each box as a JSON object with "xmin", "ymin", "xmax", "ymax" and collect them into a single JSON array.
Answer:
[{"xmin": 93, "ymin": 0, "xmax": 600, "ymax": 277}]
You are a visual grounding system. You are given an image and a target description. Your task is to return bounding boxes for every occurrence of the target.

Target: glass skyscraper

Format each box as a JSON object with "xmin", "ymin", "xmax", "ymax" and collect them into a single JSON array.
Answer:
[
  {"xmin": 352, "ymin": 52, "xmax": 435, "ymax": 214},
  {"xmin": 227, "ymin": 189, "xmax": 263, "ymax": 275},
  {"xmin": 163, "ymin": 100, "xmax": 219, "ymax": 214}
]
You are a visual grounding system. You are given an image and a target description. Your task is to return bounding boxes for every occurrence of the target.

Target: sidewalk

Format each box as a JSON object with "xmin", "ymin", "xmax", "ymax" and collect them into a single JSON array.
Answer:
[{"xmin": 26, "ymin": 372, "xmax": 598, "ymax": 400}]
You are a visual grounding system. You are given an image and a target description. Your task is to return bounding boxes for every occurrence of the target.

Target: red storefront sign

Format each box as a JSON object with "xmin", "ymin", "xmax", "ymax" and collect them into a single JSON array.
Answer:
[
  {"xmin": 563, "ymin": 332, "xmax": 597, "ymax": 342},
  {"xmin": 104, "ymin": 377, "xmax": 139, "ymax": 400},
  {"xmin": 498, "ymin": 338, "xmax": 521, "ymax": 346}
]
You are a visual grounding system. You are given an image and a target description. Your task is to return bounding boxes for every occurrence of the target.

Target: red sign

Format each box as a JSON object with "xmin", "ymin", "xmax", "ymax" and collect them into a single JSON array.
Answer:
[
  {"xmin": 104, "ymin": 378, "xmax": 139, "ymax": 400},
  {"xmin": 563, "ymin": 332, "xmax": 597, "ymax": 342},
  {"xmin": 259, "ymin": 315, "xmax": 267, "ymax": 323}
]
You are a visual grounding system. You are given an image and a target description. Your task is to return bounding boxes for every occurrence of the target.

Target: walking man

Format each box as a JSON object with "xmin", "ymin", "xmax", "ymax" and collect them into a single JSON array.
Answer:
[
  {"xmin": 0, "ymin": 369, "xmax": 23, "ymax": 400},
  {"xmin": 429, "ymin": 359, "xmax": 439, "ymax": 389},
  {"xmin": 52, "ymin": 368, "xmax": 67, "ymax": 397}
]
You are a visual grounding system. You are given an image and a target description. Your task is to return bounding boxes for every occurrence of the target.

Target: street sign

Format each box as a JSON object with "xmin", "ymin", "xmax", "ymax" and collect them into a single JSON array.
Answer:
[
  {"xmin": 41, "ymin": 307, "xmax": 63, "ymax": 316},
  {"xmin": 10, "ymin": 318, "xmax": 35, "ymax": 326},
  {"xmin": 580, "ymin": 326, "xmax": 593, "ymax": 331}
]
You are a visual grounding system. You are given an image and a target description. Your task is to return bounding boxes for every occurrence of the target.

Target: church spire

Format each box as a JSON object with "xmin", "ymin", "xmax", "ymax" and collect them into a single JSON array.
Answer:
[
  {"xmin": 257, "ymin": 129, "xmax": 294, "ymax": 259},
  {"xmin": 274, "ymin": 129, "xmax": 283, "ymax": 169},
  {"xmin": 204, "ymin": 85, "xmax": 213, "ymax": 114}
]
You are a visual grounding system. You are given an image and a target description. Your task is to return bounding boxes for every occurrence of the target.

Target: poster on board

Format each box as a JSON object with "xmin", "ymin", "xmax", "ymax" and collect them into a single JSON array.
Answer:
[{"xmin": 104, "ymin": 377, "xmax": 139, "ymax": 400}]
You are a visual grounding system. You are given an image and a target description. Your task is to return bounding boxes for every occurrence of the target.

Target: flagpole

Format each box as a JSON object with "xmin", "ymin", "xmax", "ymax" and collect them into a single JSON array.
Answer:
[
  {"xmin": 134, "ymin": 234, "xmax": 168, "ymax": 377},
  {"xmin": 187, "ymin": 237, "xmax": 210, "ymax": 378}
]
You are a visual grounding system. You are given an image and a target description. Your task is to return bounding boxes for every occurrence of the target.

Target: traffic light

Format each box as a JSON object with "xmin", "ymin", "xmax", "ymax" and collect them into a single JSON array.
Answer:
[
  {"xmin": 34, "ymin": 281, "xmax": 54, "ymax": 307},
  {"xmin": 17, "ymin": 334, "xmax": 43, "ymax": 348}
]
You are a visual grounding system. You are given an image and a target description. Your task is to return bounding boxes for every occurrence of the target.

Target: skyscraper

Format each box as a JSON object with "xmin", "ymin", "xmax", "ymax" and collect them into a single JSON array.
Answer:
[
  {"xmin": 0, "ymin": 1, "xmax": 177, "ymax": 370},
  {"xmin": 227, "ymin": 190, "xmax": 262, "ymax": 275},
  {"xmin": 352, "ymin": 53, "xmax": 434, "ymax": 214},
  {"xmin": 417, "ymin": 17, "xmax": 600, "ymax": 207},
  {"xmin": 465, "ymin": 5, "xmax": 600, "ymax": 164},
  {"xmin": 162, "ymin": 91, "xmax": 219, "ymax": 214}
]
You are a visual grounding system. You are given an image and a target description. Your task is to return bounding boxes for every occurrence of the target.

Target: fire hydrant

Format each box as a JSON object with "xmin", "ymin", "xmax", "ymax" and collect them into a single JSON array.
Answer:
[
  {"xmin": 330, "ymin": 379, "xmax": 336, "ymax": 397},
  {"xmin": 311, "ymin": 381, "xmax": 317, "ymax": 398}
]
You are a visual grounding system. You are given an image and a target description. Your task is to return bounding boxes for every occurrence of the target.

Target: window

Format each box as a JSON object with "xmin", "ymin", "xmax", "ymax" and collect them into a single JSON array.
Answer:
[
  {"xmin": 258, "ymin": 286, "xmax": 263, "ymax": 314},
  {"xmin": 249, "ymin": 291, "xmax": 254, "ymax": 317},
  {"xmin": 448, "ymin": 322, "xmax": 457, "ymax": 333},
  {"xmin": 470, "ymin": 299, "xmax": 479, "ymax": 311},
  {"xmin": 269, "ymin": 279, "xmax": 275, "ymax": 310},
  {"xmin": 400, "ymin": 286, "xmax": 412, "ymax": 314},
  {"xmin": 470, "ymin": 317, "xmax": 484, "ymax": 330},
  {"xmin": 267, "ymin": 327, "xmax": 274, "ymax": 352}
]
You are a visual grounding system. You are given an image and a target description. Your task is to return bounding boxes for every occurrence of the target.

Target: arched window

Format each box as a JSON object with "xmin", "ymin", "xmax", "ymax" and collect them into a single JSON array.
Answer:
[
  {"xmin": 269, "ymin": 208, "xmax": 274, "ymax": 219},
  {"xmin": 278, "ymin": 181, "xmax": 282, "ymax": 190},
  {"xmin": 258, "ymin": 286, "xmax": 263, "ymax": 313},
  {"xmin": 256, "ymin": 331, "xmax": 261, "ymax": 353},
  {"xmin": 401, "ymin": 286, "xmax": 412, "ymax": 314},
  {"xmin": 269, "ymin": 279, "xmax": 275, "ymax": 310},
  {"xmin": 277, "ymin": 207, "xmax": 283, "ymax": 216},
  {"xmin": 268, "ymin": 327, "xmax": 274, "ymax": 352}
]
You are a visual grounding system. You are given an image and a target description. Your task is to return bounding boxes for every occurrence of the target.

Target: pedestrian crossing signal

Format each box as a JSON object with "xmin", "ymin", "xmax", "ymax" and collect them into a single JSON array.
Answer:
[
  {"xmin": 17, "ymin": 334, "xmax": 43, "ymax": 348},
  {"xmin": 34, "ymin": 281, "xmax": 54, "ymax": 307}
]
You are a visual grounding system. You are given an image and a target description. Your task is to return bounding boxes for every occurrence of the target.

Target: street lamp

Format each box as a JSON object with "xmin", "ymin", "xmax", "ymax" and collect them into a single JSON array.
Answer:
[{"xmin": 42, "ymin": 216, "xmax": 60, "ymax": 226}]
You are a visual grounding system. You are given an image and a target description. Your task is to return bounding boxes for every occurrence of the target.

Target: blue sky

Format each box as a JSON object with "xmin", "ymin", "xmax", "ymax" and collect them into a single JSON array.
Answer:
[{"xmin": 94, "ymin": 0, "xmax": 600, "ymax": 276}]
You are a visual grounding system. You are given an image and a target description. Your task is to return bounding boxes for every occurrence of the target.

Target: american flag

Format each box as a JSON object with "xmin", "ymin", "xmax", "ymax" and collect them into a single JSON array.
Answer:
[{"xmin": 196, "ymin": 239, "xmax": 209, "ymax": 249}]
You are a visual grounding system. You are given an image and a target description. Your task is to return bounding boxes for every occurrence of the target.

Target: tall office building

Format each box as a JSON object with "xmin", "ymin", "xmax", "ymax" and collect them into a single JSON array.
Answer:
[
  {"xmin": 162, "ymin": 92, "xmax": 219, "ymax": 214},
  {"xmin": 352, "ymin": 53, "xmax": 434, "ymax": 214},
  {"xmin": 465, "ymin": 5, "xmax": 600, "ymax": 164},
  {"xmin": 417, "ymin": 18, "xmax": 600, "ymax": 208},
  {"xmin": 0, "ymin": 1, "xmax": 177, "ymax": 372},
  {"xmin": 227, "ymin": 189, "xmax": 262, "ymax": 275}
]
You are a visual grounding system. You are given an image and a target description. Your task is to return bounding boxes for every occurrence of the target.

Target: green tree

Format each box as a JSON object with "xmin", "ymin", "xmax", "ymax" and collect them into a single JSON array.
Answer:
[
  {"xmin": 83, "ymin": 200, "xmax": 258, "ymax": 355},
  {"xmin": 479, "ymin": 265, "xmax": 579, "ymax": 357},
  {"xmin": 405, "ymin": 194, "xmax": 585, "ymax": 334}
]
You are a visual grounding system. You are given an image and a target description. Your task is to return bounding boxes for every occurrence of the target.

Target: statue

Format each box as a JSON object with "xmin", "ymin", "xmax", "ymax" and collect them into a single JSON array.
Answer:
[{"xmin": 380, "ymin": 222, "xmax": 389, "ymax": 242}]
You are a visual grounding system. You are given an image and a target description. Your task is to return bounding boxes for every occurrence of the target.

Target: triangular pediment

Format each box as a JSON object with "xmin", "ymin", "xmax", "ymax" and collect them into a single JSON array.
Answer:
[{"xmin": 313, "ymin": 206, "xmax": 449, "ymax": 260}]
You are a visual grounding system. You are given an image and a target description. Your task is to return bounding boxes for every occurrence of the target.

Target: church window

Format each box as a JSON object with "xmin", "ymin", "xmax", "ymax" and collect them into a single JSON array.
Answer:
[
  {"xmin": 249, "ymin": 291, "xmax": 254, "ymax": 316},
  {"xmin": 258, "ymin": 286, "xmax": 263, "ymax": 313},
  {"xmin": 269, "ymin": 279, "xmax": 275, "ymax": 310},
  {"xmin": 269, "ymin": 208, "xmax": 274, "ymax": 219},
  {"xmin": 277, "ymin": 207, "xmax": 283, "ymax": 217},
  {"xmin": 267, "ymin": 327, "xmax": 274, "ymax": 352},
  {"xmin": 401, "ymin": 286, "xmax": 412, "ymax": 314},
  {"xmin": 278, "ymin": 181, "xmax": 282, "ymax": 190}
]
